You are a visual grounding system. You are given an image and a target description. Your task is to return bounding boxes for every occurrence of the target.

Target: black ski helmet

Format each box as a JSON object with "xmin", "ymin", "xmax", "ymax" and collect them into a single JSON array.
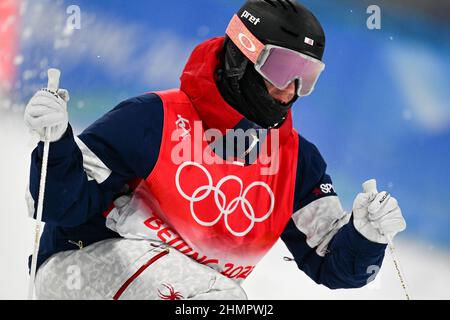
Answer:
[
  {"xmin": 217, "ymin": 0, "xmax": 326, "ymax": 128},
  {"xmin": 237, "ymin": 0, "xmax": 325, "ymax": 60}
]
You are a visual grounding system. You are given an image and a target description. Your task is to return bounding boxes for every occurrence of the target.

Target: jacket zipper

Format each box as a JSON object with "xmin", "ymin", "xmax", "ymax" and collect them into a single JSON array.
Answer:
[
  {"xmin": 68, "ymin": 240, "xmax": 84, "ymax": 249},
  {"xmin": 113, "ymin": 249, "xmax": 169, "ymax": 300}
]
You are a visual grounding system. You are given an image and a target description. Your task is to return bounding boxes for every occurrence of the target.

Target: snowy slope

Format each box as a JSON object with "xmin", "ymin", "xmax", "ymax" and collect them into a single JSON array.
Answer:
[{"xmin": 1, "ymin": 111, "xmax": 449, "ymax": 300}]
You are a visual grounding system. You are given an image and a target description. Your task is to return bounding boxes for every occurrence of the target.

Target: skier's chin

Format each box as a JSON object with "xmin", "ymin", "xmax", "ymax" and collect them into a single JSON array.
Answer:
[{"xmin": 275, "ymin": 96, "xmax": 296, "ymax": 107}]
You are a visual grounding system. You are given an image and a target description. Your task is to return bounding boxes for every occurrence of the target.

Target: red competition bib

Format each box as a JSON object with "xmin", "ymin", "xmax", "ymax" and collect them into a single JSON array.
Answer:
[{"xmin": 113, "ymin": 89, "xmax": 299, "ymax": 281}]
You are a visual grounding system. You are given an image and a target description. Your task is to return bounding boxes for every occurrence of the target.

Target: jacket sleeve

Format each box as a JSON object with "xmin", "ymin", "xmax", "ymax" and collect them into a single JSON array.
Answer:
[
  {"xmin": 280, "ymin": 135, "xmax": 387, "ymax": 289},
  {"xmin": 27, "ymin": 94, "xmax": 164, "ymax": 227}
]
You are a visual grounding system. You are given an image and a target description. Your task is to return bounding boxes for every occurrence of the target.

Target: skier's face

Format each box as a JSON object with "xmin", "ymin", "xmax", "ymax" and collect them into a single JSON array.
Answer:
[{"xmin": 264, "ymin": 80, "xmax": 296, "ymax": 105}]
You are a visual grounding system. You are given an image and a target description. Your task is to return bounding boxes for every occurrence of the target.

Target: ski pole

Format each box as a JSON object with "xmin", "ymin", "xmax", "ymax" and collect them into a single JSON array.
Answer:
[
  {"xmin": 362, "ymin": 179, "xmax": 411, "ymax": 300},
  {"xmin": 27, "ymin": 68, "xmax": 61, "ymax": 300}
]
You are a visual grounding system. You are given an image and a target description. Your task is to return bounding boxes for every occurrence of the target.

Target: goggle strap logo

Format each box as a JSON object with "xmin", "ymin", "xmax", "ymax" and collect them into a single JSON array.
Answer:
[{"xmin": 226, "ymin": 14, "xmax": 265, "ymax": 64}]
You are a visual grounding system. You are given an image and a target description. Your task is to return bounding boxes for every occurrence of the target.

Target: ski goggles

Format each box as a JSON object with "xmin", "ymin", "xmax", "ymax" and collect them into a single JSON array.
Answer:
[{"xmin": 226, "ymin": 14, "xmax": 325, "ymax": 97}]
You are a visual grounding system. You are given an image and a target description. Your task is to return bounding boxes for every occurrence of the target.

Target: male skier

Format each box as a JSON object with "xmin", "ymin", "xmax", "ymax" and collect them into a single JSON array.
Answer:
[{"xmin": 25, "ymin": 0, "xmax": 406, "ymax": 299}]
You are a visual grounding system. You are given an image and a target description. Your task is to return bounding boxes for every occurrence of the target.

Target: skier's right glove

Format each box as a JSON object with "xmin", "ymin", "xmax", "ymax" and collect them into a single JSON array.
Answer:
[{"xmin": 24, "ymin": 88, "xmax": 70, "ymax": 142}]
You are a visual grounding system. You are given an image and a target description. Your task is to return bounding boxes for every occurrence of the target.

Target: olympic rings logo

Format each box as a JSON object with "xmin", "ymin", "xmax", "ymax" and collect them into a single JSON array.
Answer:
[{"xmin": 175, "ymin": 162, "xmax": 275, "ymax": 237}]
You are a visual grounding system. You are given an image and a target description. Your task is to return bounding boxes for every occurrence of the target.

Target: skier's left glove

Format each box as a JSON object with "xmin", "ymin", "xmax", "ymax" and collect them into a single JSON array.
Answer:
[{"xmin": 353, "ymin": 191, "xmax": 406, "ymax": 244}]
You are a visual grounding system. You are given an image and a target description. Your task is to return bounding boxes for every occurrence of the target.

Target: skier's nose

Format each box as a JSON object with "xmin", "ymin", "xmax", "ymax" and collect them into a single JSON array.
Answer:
[{"xmin": 264, "ymin": 80, "xmax": 296, "ymax": 105}]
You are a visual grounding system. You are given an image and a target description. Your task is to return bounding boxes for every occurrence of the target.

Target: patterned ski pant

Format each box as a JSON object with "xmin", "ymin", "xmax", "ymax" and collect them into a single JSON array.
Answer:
[{"xmin": 35, "ymin": 238, "xmax": 247, "ymax": 300}]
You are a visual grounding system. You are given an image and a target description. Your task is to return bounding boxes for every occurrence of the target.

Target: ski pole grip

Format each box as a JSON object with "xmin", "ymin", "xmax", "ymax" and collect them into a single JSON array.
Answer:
[
  {"xmin": 47, "ymin": 68, "xmax": 61, "ymax": 92},
  {"xmin": 362, "ymin": 179, "xmax": 378, "ymax": 194}
]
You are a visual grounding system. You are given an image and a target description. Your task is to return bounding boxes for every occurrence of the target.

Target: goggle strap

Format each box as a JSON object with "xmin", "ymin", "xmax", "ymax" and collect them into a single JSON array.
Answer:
[{"xmin": 226, "ymin": 15, "xmax": 265, "ymax": 64}]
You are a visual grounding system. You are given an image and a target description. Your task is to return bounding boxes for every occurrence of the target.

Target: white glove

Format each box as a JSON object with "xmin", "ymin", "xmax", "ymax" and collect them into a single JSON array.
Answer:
[
  {"xmin": 24, "ymin": 88, "xmax": 70, "ymax": 142},
  {"xmin": 353, "ymin": 190, "xmax": 406, "ymax": 244}
]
